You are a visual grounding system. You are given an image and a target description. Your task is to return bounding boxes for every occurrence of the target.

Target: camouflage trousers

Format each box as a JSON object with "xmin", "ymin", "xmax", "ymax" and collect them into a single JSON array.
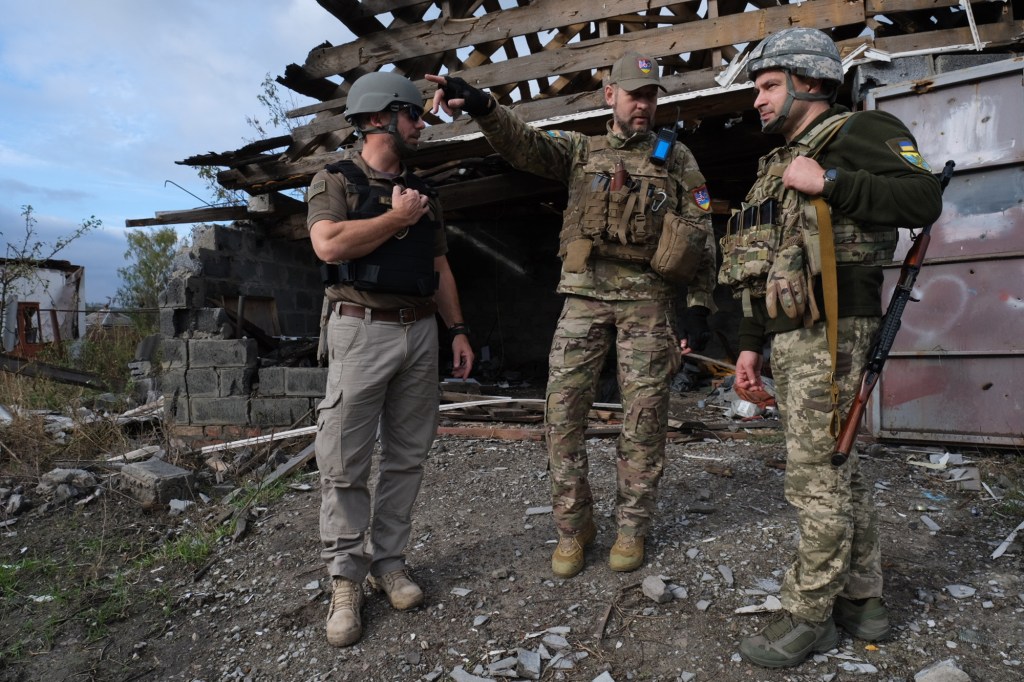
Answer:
[
  {"xmin": 772, "ymin": 316, "xmax": 884, "ymax": 623},
  {"xmin": 546, "ymin": 295, "xmax": 678, "ymax": 538}
]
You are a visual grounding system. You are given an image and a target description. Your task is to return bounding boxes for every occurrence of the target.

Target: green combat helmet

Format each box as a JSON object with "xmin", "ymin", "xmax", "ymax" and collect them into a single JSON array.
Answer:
[{"xmin": 746, "ymin": 27, "xmax": 844, "ymax": 133}]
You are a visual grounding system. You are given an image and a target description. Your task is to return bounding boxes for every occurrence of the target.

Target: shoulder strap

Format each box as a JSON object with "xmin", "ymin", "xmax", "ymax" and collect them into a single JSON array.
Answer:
[
  {"xmin": 806, "ymin": 112, "xmax": 855, "ymax": 440},
  {"xmin": 325, "ymin": 159, "xmax": 368, "ymax": 186}
]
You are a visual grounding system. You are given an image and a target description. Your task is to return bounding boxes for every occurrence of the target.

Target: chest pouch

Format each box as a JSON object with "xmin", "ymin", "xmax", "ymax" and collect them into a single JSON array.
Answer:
[{"xmin": 718, "ymin": 197, "xmax": 781, "ymax": 296}]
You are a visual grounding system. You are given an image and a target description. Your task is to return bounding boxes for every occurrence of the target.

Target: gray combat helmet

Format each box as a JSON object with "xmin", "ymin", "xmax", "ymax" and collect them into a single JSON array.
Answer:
[
  {"xmin": 746, "ymin": 28, "xmax": 843, "ymax": 134},
  {"xmin": 344, "ymin": 71, "xmax": 424, "ymax": 122},
  {"xmin": 746, "ymin": 27, "xmax": 843, "ymax": 85}
]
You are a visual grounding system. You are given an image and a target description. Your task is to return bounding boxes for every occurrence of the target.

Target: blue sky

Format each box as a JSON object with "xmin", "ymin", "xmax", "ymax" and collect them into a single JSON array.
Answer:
[{"xmin": 0, "ymin": 1, "xmax": 355, "ymax": 305}]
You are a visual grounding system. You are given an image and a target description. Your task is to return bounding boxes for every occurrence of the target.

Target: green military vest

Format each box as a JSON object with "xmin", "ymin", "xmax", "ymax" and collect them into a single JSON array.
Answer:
[{"xmin": 720, "ymin": 113, "xmax": 898, "ymax": 297}]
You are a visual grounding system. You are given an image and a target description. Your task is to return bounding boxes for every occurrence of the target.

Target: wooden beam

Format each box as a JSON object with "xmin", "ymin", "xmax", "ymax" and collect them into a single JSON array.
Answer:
[
  {"xmin": 125, "ymin": 205, "xmax": 249, "ymax": 228},
  {"xmin": 301, "ymin": 0, "xmax": 691, "ymax": 81}
]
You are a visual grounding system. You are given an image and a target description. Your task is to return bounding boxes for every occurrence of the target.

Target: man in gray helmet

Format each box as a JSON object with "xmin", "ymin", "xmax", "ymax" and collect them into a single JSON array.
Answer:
[
  {"xmin": 427, "ymin": 55, "xmax": 717, "ymax": 579},
  {"xmin": 718, "ymin": 28, "xmax": 942, "ymax": 667},
  {"xmin": 305, "ymin": 70, "xmax": 474, "ymax": 647}
]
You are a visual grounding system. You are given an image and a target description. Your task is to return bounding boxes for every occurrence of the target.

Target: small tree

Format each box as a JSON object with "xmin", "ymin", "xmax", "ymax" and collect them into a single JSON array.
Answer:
[
  {"xmin": 115, "ymin": 226, "xmax": 181, "ymax": 329},
  {"xmin": 0, "ymin": 205, "xmax": 101, "ymax": 339}
]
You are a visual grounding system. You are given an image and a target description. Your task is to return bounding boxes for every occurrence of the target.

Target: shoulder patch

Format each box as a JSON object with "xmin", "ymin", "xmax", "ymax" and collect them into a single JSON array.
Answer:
[
  {"xmin": 306, "ymin": 179, "xmax": 326, "ymax": 202},
  {"xmin": 886, "ymin": 138, "xmax": 931, "ymax": 171},
  {"xmin": 545, "ymin": 130, "xmax": 572, "ymax": 139},
  {"xmin": 691, "ymin": 185, "xmax": 711, "ymax": 212}
]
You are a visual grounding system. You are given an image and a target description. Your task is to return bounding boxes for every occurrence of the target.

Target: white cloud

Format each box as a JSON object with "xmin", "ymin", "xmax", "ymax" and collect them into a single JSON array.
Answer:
[{"xmin": 1, "ymin": 0, "xmax": 355, "ymax": 303}]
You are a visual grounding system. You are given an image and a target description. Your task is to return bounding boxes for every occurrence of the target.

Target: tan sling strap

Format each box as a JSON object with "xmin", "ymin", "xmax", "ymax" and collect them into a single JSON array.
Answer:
[
  {"xmin": 812, "ymin": 197, "xmax": 842, "ymax": 437},
  {"xmin": 804, "ymin": 112, "xmax": 856, "ymax": 438}
]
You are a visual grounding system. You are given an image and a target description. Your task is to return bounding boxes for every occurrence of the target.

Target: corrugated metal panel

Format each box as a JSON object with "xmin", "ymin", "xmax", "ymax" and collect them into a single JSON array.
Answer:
[{"xmin": 864, "ymin": 58, "xmax": 1024, "ymax": 448}]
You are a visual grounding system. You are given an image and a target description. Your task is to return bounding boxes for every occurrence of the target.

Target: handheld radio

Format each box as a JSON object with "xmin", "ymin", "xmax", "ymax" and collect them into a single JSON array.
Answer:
[{"xmin": 650, "ymin": 126, "xmax": 677, "ymax": 166}]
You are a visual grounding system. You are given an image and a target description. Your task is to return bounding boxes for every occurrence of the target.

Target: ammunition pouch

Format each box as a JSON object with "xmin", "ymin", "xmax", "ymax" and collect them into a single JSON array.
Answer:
[
  {"xmin": 718, "ymin": 198, "xmax": 780, "ymax": 297},
  {"xmin": 650, "ymin": 211, "xmax": 710, "ymax": 285}
]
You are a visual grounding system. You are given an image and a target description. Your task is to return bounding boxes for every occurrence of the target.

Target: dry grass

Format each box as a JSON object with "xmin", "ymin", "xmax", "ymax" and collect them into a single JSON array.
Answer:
[{"xmin": 0, "ymin": 331, "xmax": 145, "ymax": 481}]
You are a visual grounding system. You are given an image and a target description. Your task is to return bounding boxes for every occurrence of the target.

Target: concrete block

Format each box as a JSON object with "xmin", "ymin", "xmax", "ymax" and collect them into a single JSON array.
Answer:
[
  {"xmin": 256, "ymin": 367, "xmax": 285, "ymax": 395},
  {"xmin": 159, "ymin": 308, "xmax": 179, "ymax": 337},
  {"xmin": 188, "ymin": 339, "xmax": 258, "ymax": 368},
  {"xmin": 185, "ymin": 368, "xmax": 219, "ymax": 397},
  {"xmin": 284, "ymin": 367, "xmax": 327, "ymax": 397},
  {"xmin": 250, "ymin": 397, "xmax": 313, "ymax": 426},
  {"xmin": 161, "ymin": 369, "xmax": 186, "ymax": 396},
  {"xmin": 190, "ymin": 397, "xmax": 249, "ymax": 425},
  {"xmin": 219, "ymin": 368, "xmax": 256, "ymax": 397},
  {"xmin": 160, "ymin": 338, "xmax": 188, "ymax": 370},
  {"xmin": 191, "ymin": 307, "xmax": 231, "ymax": 335},
  {"xmin": 120, "ymin": 458, "xmax": 195, "ymax": 510},
  {"xmin": 196, "ymin": 249, "xmax": 234, "ymax": 279}
]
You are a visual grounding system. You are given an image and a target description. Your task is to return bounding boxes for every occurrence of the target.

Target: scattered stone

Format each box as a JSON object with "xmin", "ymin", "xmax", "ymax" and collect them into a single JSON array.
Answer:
[
  {"xmin": 473, "ymin": 615, "xmax": 490, "ymax": 627},
  {"xmin": 734, "ymin": 595, "xmax": 782, "ymax": 614},
  {"xmin": 491, "ymin": 567, "xmax": 510, "ymax": 580},
  {"xmin": 516, "ymin": 648, "xmax": 541, "ymax": 680},
  {"xmin": 592, "ymin": 672, "xmax": 616, "ymax": 682},
  {"xmin": 717, "ymin": 564, "xmax": 734, "ymax": 587},
  {"xmin": 921, "ymin": 515, "xmax": 941, "ymax": 532},
  {"xmin": 945, "ymin": 584, "xmax": 976, "ymax": 599},
  {"xmin": 526, "ymin": 505, "xmax": 552, "ymax": 515},
  {"xmin": 450, "ymin": 666, "xmax": 492, "ymax": 682},
  {"xmin": 695, "ymin": 599, "xmax": 712, "ymax": 612},
  {"xmin": 451, "ymin": 587, "xmax": 473, "ymax": 597},
  {"xmin": 669, "ymin": 584, "xmax": 688, "ymax": 599},
  {"xmin": 914, "ymin": 658, "xmax": 972, "ymax": 682},
  {"xmin": 487, "ymin": 656, "xmax": 517, "ymax": 673},
  {"xmin": 642, "ymin": 575, "xmax": 672, "ymax": 604},
  {"xmin": 840, "ymin": 662, "xmax": 879, "ymax": 673},
  {"xmin": 542, "ymin": 633, "xmax": 569, "ymax": 650}
]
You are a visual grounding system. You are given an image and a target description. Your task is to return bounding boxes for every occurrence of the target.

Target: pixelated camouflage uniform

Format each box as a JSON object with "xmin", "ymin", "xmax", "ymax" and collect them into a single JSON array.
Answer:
[
  {"xmin": 729, "ymin": 105, "xmax": 942, "ymax": 621},
  {"xmin": 476, "ymin": 105, "xmax": 717, "ymax": 538}
]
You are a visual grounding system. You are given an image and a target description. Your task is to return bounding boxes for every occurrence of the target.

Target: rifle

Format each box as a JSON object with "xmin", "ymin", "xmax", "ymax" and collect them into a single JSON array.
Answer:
[{"xmin": 831, "ymin": 159, "xmax": 955, "ymax": 466}]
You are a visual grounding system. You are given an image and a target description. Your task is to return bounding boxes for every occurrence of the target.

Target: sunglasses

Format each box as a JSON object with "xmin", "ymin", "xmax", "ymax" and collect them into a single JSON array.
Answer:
[{"xmin": 392, "ymin": 104, "xmax": 423, "ymax": 122}]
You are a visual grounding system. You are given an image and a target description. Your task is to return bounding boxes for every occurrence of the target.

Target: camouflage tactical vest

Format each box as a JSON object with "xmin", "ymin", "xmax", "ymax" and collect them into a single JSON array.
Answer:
[
  {"xmin": 719, "ymin": 113, "xmax": 898, "ymax": 297},
  {"xmin": 559, "ymin": 138, "xmax": 673, "ymax": 264}
]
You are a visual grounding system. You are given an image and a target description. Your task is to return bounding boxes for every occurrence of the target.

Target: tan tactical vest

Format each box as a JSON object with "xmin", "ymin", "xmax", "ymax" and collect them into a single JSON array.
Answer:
[
  {"xmin": 720, "ymin": 113, "xmax": 898, "ymax": 296},
  {"xmin": 560, "ymin": 138, "xmax": 674, "ymax": 265}
]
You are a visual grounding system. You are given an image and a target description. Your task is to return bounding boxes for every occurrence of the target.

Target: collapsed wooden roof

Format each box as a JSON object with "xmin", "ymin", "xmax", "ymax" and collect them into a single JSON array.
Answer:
[{"xmin": 131, "ymin": 0, "xmax": 1024, "ymax": 229}]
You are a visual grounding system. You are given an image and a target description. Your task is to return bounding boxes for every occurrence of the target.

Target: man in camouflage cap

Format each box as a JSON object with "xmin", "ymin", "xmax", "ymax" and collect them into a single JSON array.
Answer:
[
  {"xmin": 720, "ymin": 28, "xmax": 943, "ymax": 668},
  {"xmin": 427, "ymin": 54, "xmax": 717, "ymax": 577}
]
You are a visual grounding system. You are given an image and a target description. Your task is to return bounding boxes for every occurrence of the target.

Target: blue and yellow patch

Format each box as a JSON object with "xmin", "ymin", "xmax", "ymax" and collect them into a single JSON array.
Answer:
[
  {"xmin": 692, "ymin": 185, "xmax": 711, "ymax": 211},
  {"xmin": 887, "ymin": 138, "xmax": 931, "ymax": 171},
  {"xmin": 546, "ymin": 130, "xmax": 572, "ymax": 139}
]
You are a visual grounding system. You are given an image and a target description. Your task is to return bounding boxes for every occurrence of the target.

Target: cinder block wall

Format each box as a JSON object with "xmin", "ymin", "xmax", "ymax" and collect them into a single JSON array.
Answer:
[{"xmin": 158, "ymin": 223, "xmax": 326, "ymax": 446}]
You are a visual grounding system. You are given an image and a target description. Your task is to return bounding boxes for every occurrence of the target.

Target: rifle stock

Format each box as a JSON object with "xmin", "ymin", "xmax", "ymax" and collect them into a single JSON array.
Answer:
[{"xmin": 831, "ymin": 160, "xmax": 954, "ymax": 466}]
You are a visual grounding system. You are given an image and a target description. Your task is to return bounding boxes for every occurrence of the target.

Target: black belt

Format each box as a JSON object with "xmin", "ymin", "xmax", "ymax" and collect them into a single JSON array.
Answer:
[{"xmin": 334, "ymin": 301, "xmax": 437, "ymax": 324}]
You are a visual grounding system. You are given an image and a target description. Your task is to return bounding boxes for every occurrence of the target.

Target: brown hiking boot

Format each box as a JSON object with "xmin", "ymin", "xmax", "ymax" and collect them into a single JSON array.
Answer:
[
  {"xmin": 326, "ymin": 577, "xmax": 364, "ymax": 647},
  {"xmin": 367, "ymin": 569, "xmax": 424, "ymax": 610},
  {"xmin": 551, "ymin": 520, "xmax": 597, "ymax": 578},
  {"xmin": 608, "ymin": 532, "xmax": 644, "ymax": 572}
]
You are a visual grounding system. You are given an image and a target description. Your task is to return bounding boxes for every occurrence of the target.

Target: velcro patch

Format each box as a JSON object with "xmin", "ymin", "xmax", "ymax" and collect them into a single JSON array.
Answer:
[
  {"xmin": 546, "ymin": 130, "xmax": 571, "ymax": 139},
  {"xmin": 306, "ymin": 179, "xmax": 326, "ymax": 202},
  {"xmin": 691, "ymin": 185, "xmax": 711, "ymax": 212},
  {"xmin": 887, "ymin": 138, "xmax": 931, "ymax": 171}
]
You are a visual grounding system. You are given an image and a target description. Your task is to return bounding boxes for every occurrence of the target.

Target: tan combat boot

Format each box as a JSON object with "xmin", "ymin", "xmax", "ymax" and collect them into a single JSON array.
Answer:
[
  {"xmin": 367, "ymin": 568, "xmax": 424, "ymax": 610},
  {"xmin": 326, "ymin": 577, "xmax": 364, "ymax": 647},
  {"xmin": 551, "ymin": 520, "xmax": 597, "ymax": 578},
  {"xmin": 609, "ymin": 532, "xmax": 644, "ymax": 572}
]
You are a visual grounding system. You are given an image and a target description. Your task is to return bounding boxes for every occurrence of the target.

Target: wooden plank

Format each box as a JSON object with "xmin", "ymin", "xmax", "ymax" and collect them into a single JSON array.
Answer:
[
  {"xmin": 300, "ymin": 0, "xmax": 696, "ymax": 81},
  {"xmin": 872, "ymin": 17, "xmax": 1023, "ymax": 53},
  {"xmin": 866, "ymin": 0, "xmax": 962, "ymax": 14},
  {"xmin": 437, "ymin": 425, "xmax": 545, "ymax": 440},
  {"xmin": 125, "ymin": 205, "xmax": 249, "ymax": 228},
  {"xmin": 0, "ymin": 352, "xmax": 111, "ymax": 391}
]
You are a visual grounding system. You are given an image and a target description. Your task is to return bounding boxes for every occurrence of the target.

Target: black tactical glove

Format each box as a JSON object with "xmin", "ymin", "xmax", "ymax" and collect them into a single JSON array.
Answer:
[
  {"xmin": 439, "ymin": 75, "xmax": 494, "ymax": 117},
  {"xmin": 682, "ymin": 305, "xmax": 712, "ymax": 352}
]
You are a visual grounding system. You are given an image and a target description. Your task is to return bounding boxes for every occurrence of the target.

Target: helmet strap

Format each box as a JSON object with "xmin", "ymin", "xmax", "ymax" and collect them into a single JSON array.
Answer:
[{"xmin": 762, "ymin": 72, "xmax": 831, "ymax": 134}]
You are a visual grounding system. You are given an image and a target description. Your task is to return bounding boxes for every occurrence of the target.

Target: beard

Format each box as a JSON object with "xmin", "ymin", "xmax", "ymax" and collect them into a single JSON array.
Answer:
[{"xmin": 613, "ymin": 113, "xmax": 651, "ymax": 137}]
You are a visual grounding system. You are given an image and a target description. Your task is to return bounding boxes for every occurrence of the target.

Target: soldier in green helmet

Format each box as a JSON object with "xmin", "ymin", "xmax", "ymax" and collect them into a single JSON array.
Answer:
[
  {"xmin": 427, "ymin": 54, "xmax": 717, "ymax": 578},
  {"xmin": 306, "ymin": 70, "xmax": 474, "ymax": 648},
  {"xmin": 718, "ymin": 28, "xmax": 943, "ymax": 668}
]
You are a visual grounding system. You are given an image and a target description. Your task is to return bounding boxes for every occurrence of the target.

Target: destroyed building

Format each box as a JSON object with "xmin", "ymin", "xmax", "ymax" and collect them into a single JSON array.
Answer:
[{"xmin": 126, "ymin": 0, "xmax": 1024, "ymax": 448}]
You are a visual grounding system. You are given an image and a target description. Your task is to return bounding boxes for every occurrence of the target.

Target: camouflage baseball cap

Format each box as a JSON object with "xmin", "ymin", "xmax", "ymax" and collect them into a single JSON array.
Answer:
[{"xmin": 609, "ymin": 52, "xmax": 666, "ymax": 92}]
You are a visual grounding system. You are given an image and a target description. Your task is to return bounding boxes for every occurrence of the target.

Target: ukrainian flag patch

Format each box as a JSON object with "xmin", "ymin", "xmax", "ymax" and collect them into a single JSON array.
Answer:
[
  {"xmin": 887, "ymin": 138, "xmax": 931, "ymax": 171},
  {"xmin": 692, "ymin": 185, "xmax": 711, "ymax": 211},
  {"xmin": 546, "ymin": 130, "xmax": 571, "ymax": 139}
]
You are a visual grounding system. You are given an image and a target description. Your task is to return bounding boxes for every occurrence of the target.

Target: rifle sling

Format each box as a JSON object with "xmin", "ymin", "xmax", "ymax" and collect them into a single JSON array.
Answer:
[{"xmin": 811, "ymin": 196, "xmax": 842, "ymax": 438}]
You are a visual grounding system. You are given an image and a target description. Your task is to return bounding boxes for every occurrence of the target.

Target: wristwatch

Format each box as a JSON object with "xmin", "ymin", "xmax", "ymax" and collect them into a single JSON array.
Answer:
[{"xmin": 823, "ymin": 167, "xmax": 839, "ymax": 184}]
